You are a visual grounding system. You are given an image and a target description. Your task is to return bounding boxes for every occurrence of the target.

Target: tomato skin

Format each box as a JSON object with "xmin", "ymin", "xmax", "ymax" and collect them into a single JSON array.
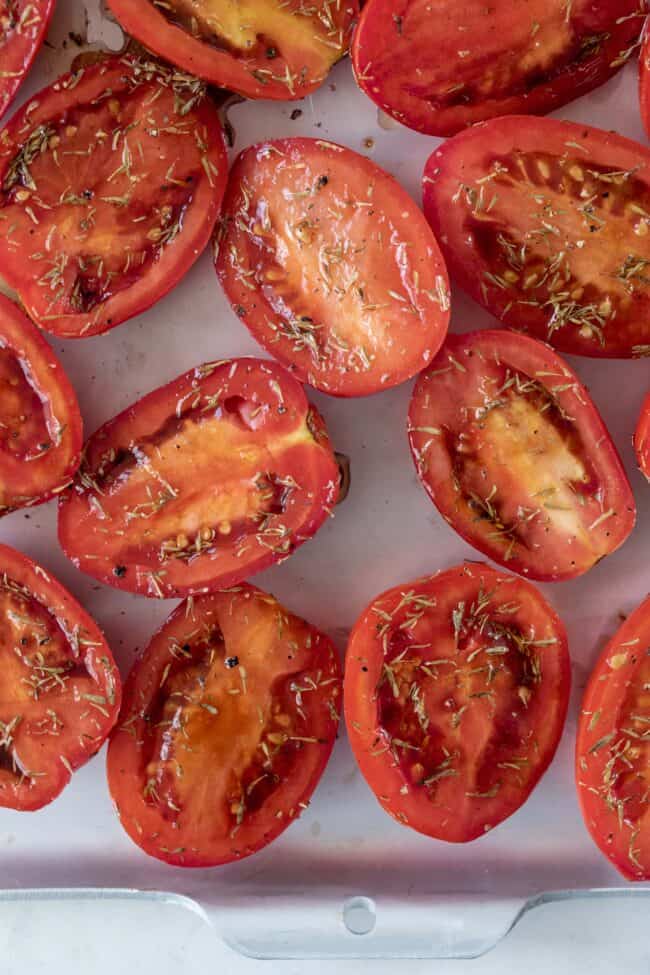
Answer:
[
  {"xmin": 58, "ymin": 357, "xmax": 339, "ymax": 598},
  {"xmin": 215, "ymin": 138, "xmax": 450, "ymax": 397},
  {"xmin": 576, "ymin": 596, "xmax": 650, "ymax": 881},
  {"xmin": 0, "ymin": 0, "xmax": 55, "ymax": 120},
  {"xmin": 422, "ymin": 116, "xmax": 650, "ymax": 358},
  {"xmin": 0, "ymin": 543, "xmax": 121, "ymax": 811},
  {"xmin": 0, "ymin": 56, "xmax": 228, "ymax": 338},
  {"xmin": 0, "ymin": 294, "xmax": 82, "ymax": 514},
  {"xmin": 409, "ymin": 330, "xmax": 636, "ymax": 582},
  {"xmin": 353, "ymin": 0, "xmax": 643, "ymax": 137},
  {"xmin": 635, "ymin": 393, "xmax": 650, "ymax": 480},
  {"xmin": 345, "ymin": 563, "xmax": 570, "ymax": 842},
  {"xmin": 640, "ymin": 28, "xmax": 650, "ymax": 141},
  {"xmin": 107, "ymin": 583, "xmax": 341, "ymax": 867}
]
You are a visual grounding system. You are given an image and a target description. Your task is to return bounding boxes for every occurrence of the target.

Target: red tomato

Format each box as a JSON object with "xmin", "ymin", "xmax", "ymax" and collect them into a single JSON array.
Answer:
[
  {"xmin": 345, "ymin": 563, "xmax": 570, "ymax": 842},
  {"xmin": 576, "ymin": 595, "xmax": 650, "ymax": 880},
  {"xmin": 0, "ymin": 0, "xmax": 55, "ymax": 120},
  {"xmin": 635, "ymin": 392, "xmax": 650, "ymax": 479},
  {"xmin": 353, "ymin": 1, "xmax": 643, "ymax": 137},
  {"xmin": 423, "ymin": 116, "xmax": 650, "ymax": 358},
  {"xmin": 107, "ymin": 583, "xmax": 341, "ymax": 866},
  {"xmin": 0, "ymin": 56, "xmax": 227, "ymax": 338},
  {"xmin": 215, "ymin": 138, "xmax": 450, "ymax": 397},
  {"xmin": 0, "ymin": 543, "xmax": 121, "ymax": 811},
  {"xmin": 107, "ymin": 0, "xmax": 358, "ymax": 101},
  {"xmin": 0, "ymin": 294, "xmax": 82, "ymax": 513},
  {"xmin": 409, "ymin": 330, "xmax": 636, "ymax": 581},
  {"xmin": 639, "ymin": 27, "xmax": 650, "ymax": 140},
  {"xmin": 58, "ymin": 358, "xmax": 339, "ymax": 598}
]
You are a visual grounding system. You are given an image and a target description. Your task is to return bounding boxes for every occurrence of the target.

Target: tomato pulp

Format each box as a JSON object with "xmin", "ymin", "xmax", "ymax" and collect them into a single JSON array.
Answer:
[{"xmin": 0, "ymin": 0, "xmax": 55, "ymax": 120}]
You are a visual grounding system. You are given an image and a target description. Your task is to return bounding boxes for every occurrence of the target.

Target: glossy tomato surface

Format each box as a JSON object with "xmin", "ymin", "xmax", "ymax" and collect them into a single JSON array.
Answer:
[
  {"xmin": 639, "ymin": 26, "xmax": 650, "ymax": 140},
  {"xmin": 635, "ymin": 393, "xmax": 650, "ymax": 479},
  {"xmin": 353, "ymin": 0, "xmax": 643, "ymax": 137},
  {"xmin": 0, "ymin": 543, "xmax": 120, "ymax": 811},
  {"xmin": 0, "ymin": 56, "xmax": 227, "ymax": 338},
  {"xmin": 409, "ymin": 330, "xmax": 636, "ymax": 581},
  {"xmin": 108, "ymin": 0, "xmax": 358, "ymax": 101},
  {"xmin": 215, "ymin": 138, "xmax": 450, "ymax": 397},
  {"xmin": 345, "ymin": 563, "xmax": 570, "ymax": 842},
  {"xmin": 423, "ymin": 116, "xmax": 650, "ymax": 358},
  {"xmin": 577, "ymin": 595, "xmax": 650, "ymax": 880},
  {"xmin": 0, "ymin": 0, "xmax": 55, "ymax": 120},
  {"xmin": 107, "ymin": 583, "xmax": 341, "ymax": 866},
  {"xmin": 58, "ymin": 358, "xmax": 339, "ymax": 598},
  {"xmin": 0, "ymin": 294, "xmax": 82, "ymax": 513}
]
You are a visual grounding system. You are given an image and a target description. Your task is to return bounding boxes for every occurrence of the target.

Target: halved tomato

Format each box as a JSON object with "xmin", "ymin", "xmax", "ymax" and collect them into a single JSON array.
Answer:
[
  {"xmin": 423, "ymin": 116, "xmax": 650, "ymax": 358},
  {"xmin": 107, "ymin": 0, "xmax": 358, "ymax": 101},
  {"xmin": 345, "ymin": 563, "xmax": 570, "ymax": 842},
  {"xmin": 409, "ymin": 330, "xmax": 636, "ymax": 581},
  {"xmin": 0, "ymin": 293, "xmax": 82, "ymax": 513},
  {"xmin": 0, "ymin": 56, "xmax": 227, "ymax": 338},
  {"xmin": 576, "ymin": 595, "xmax": 650, "ymax": 880},
  {"xmin": 215, "ymin": 138, "xmax": 450, "ymax": 397},
  {"xmin": 353, "ymin": 0, "xmax": 644, "ymax": 137},
  {"xmin": 107, "ymin": 583, "xmax": 341, "ymax": 866},
  {"xmin": 0, "ymin": 0, "xmax": 55, "ymax": 120},
  {"xmin": 0, "ymin": 543, "xmax": 121, "ymax": 811},
  {"xmin": 58, "ymin": 357, "xmax": 339, "ymax": 598},
  {"xmin": 635, "ymin": 392, "xmax": 650, "ymax": 479}
]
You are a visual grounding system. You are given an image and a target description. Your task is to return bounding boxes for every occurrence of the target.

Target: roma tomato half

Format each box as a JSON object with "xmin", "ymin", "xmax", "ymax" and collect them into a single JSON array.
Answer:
[
  {"xmin": 0, "ymin": 543, "xmax": 121, "ymax": 811},
  {"xmin": 408, "ymin": 330, "xmax": 636, "ymax": 581},
  {"xmin": 635, "ymin": 393, "xmax": 650, "ymax": 479},
  {"xmin": 58, "ymin": 358, "xmax": 339, "ymax": 598},
  {"xmin": 215, "ymin": 138, "xmax": 450, "ymax": 397},
  {"xmin": 0, "ymin": 0, "xmax": 55, "ymax": 120},
  {"xmin": 576, "ymin": 595, "xmax": 650, "ymax": 880},
  {"xmin": 107, "ymin": 583, "xmax": 341, "ymax": 867},
  {"xmin": 0, "ymin": 56, "xmax": 227, "ymax": 338},
  {"xmin": 345, "ymin": 563, "xmax": 570, "ymax": 842},
  {"xmin": 423, "ymin": 116, "xmax": 650, "ymax": 358}
]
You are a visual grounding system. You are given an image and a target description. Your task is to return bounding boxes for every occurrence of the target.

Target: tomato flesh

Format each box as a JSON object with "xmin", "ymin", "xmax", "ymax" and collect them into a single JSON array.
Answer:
[
  {"xmin": 635, "ymin": 393, "xmax": 650, "ymax": 480},
  {"xmin": 423, "ymin": 116, "xmax": 650, "ymax": 358},
  {"xmin": 0, "ymin": 0, "xmax": 54, "ymax": 120},
  {"xmin": 107, "ymin": 583, "xmax": 341, "ymax": 866},
  {"xmin": 215, "ymin": 138, "xmax": 450, "ymax": 397},
  {"xmin": 345, "ymin": 563, "xmax": 570, "ymax": 841},
  {"xmin": 409, "ymin": 330, "xmax": 635, "ymax": 581}
]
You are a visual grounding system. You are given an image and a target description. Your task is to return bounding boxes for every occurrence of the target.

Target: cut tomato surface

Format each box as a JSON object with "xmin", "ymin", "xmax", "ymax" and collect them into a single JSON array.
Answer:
[
  {"xmin": 58, "ymin": 358, "xmax": 339, "ymax": 598},
  {"xmin": 107, "ymin": 0, "xmax": 358, "ymax": 101},
  {"xmin": 635, "ymin": 392, "xmax": 650, "ymax": 479},
  {"xmin": 0, "ymin": 543, "xmax": 120, "ymax": 811},
  {"xmin": 577, "ymin": 595, "xmax": 650, "ymax": 880},
  {"xmin": 0, "ymin": 0, "xmax": 55, "ymax": 120},
  {"xmin": 353, "ymin": 0, "xmax": 644, "ymax": 137},
  {"xmin": 409, "ymin": 330, "xmax": 636, "ymax": 581},
  {"xmin": 423, "ymin": 116, "xmax": 650, "ymax": 358},
  {"xmin": 107, "ymin": 583, "xmax": 341, "ymax": 866},
  {"xmin": 639, "ymin": 26, "xmax": 650, "ymax": 140},
  {"xmin": 344, "ymin": 563, "xmax": 570, "ymax": 842},
  {"xmin": 0, "ymin": 294, "xmax": 82, "ymax": 513},
  {"xmin": 215, "ymin": 138, "xmax": 450, "ymax": 397},
  {"xmin": 0, "ymin": 56, "xmax": 227, "ymax": 338}
]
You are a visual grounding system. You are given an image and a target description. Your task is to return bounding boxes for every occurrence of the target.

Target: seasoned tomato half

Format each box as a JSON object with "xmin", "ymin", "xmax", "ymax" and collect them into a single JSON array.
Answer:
[
  {"xmin": 0, "ymin": 543, "xmax": 121, "ymax": 811},
  {"xmin": 215, "ymin": 138, "xmax": 450, "ymax": 397},
  {"xmin": 107, "ymin": 583, "xmax": 341, "ymax": 866},
  {"xmin": 577, "ymin": 596, "xmax": 650, "ymax": 880},
  {"xmin": 423, "ymin": 116, "xmax": 650, "ymax": 358},
  {"xmin": 409, "ymin": 330, "xmax": 636, "ymax": 581},
  {"xmin": 0, "ymin": 294, "xmax": 82, "ymax": 514},
  {"xmin": 58, "ymin": 358, "xmax": 339, "ymax": 598},
  {"xmin": 0, "ymin": 56, "xmax": 227, "ymax": 338},
  {"xmin": 0, "ymin": 0, "xmax": 55, "ymax": 120},
  {"xmin": 345, "ymin": 563, "xmax": 570, "ymax": 842},
  {"xmin": 635, "ymin": 393, "xmax": 650, "ymax": 480},
  {"xmin": 107, "ymin": 0, "xmax": 358, "ymax": 101},
  {"xmin": 353, "ymin": 0, "xmax": 644, "ymax": 137}
]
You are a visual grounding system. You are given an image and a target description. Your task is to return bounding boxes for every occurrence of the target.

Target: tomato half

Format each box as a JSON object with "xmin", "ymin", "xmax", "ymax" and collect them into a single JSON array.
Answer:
[
  {"xmin": 576, "ymin": 595, "xmax": 650, "ymax": 880},
  {"xmin": 0, "ymin": 543, "xmax": 121, "ymax": 811},
  {"xmin": 409, "ymin": 330, "xmax": 636, "ymax": 581},
  {"xmin": 0, "ymin": 56, "xmax": 227, "ymax": 338},
  {"xmin": 0, "ymin": 0, "xmax": 55, "ymax": 120},
  {"xmin": 423, "ymin": 116, "xmax": 650, "ymax": 358},
  {"xmin": 353, "ymin": 1, "xmax": 644, "ymax": 137},
  {"xmin": 635, "ymin": 392, "xmax": 650, "ymax": 479},
  {"xmin": 345, "ymin": 563, "xmax": 570, "ymax": 842},
  {"xmin": 107, "ymin": 583, "xmax": 341, "ymax": 866},
  {"xmin": 58, "ymin": 358, "xmax": 338, "ymax": 598},
  {"xmin": 107, "ymin": 0, "xmax": 358, "ymax": 101},
  {"xmin": 215, "ymin": 138, "xmax": 450, "ymax": 397},
  {"xmin": 0, "ymin": 294, "xmax": 82, "ymax": 513}
]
